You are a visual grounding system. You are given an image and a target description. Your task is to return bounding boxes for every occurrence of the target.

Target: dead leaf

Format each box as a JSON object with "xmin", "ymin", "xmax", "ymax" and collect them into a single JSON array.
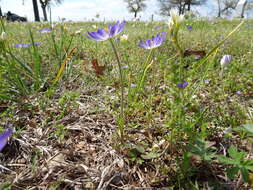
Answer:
[
  {"xmin": 47, "ymin": 153, "xmax": 66, "ymax": 168},
  {"xmin": 91, "ymin": 59, "xmax": 106, "ymax": 76},
  {"xmin": 184, "ymin": 49, "xmax": 206, "ymax": 60}
]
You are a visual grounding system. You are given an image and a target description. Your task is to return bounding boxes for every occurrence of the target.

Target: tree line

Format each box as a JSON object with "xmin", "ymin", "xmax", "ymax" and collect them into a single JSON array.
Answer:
[
  {"xmin": 0, "ymin": 0, "xmax": 252, "ymax": 21},
  {"xmin": 0, "ymin": 0, "xmax": 63, "ymax": 21},
  {"xmin": 125, "ymin": 0, "xmax": 252, "ymax": 18}
]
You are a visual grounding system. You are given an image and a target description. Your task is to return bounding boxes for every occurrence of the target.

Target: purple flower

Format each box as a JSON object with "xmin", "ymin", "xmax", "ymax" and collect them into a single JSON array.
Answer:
[
  {"xmin": 0, "ymin": 128, "xmax": 13, "ymax": 152},
  {"xmin": 87, "ymin": 21, "xmax": 126, "ymax": 41},
  {"xmin": 130, "ymin": 83, "xmax": 137, "ymax": 88},
  {"xmin": 177, "ymin": 81, "xmax": 188, "ymax": 89},
  {"xmin": 187, "ymin": 25, "xmax": 193, "ymax": 31},
  {"xmin": 38, "ymin": 28, "xmax": 52, "ymax": 33},
  {"xmin": 220, "ymin": 54, "xmax": 232, "ymax": 67},
  {"xmin": 204, "ymin": 80, "xmax": 210, "ymax": 84},
  {"xmin": 34, "ymin": 42, "xmax": 42, "ymax": 46},
  {"xmin": 236, "ymin": 90, "xmax": 242, "ymax": 95},
  {"xmin": 139, "ymin": 32, "xmax": 166, "ymax": 49},
  {"xmin": 14, "ymin": 43, "xmax": 31, "ymax": 48},
  {"xmin": 154, "ymin": 25, "xmax": 163, "ymax": 30}
]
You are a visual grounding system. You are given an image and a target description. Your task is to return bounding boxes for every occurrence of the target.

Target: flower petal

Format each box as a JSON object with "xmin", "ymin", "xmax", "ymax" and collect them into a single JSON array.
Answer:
[{"xmin": 0, "ymin": 128, "xmax": 13, "ymax": 152}]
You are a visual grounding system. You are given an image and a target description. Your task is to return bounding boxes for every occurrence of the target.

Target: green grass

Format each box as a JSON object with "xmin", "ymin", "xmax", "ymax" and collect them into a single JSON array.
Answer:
[{"xmin": 0, "ymin": 18, "xmax": 253, "ymax": 189}]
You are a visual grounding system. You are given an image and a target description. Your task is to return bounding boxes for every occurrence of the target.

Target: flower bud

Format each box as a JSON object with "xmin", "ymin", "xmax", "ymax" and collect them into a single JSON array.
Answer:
[{"xmin": 220, "ymin": 55, "xmax": 232, "ymax": 67}]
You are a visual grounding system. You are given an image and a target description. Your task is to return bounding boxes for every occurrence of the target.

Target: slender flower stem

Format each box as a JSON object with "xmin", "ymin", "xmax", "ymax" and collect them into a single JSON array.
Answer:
[
  {"xmin": 109, "ymin": 39, "xmax": 124, "ymax": 138},
  {"xmin": 139, "ymin": 49, "xmax": 153, "ymax": 90},
  {"xmin": 173, "ymin": 29, "xmax": 183, "ymax": 57}
]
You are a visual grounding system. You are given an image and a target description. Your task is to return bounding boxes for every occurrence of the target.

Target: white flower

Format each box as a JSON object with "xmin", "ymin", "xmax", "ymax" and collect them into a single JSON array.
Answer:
[
  {"xmin": 75, "ymin": 29, "xmax": 83, "ymax": 35},
  {"xmin": 120, "ymin": 34, "xmax": 128, "ymax": 42},
  {"xmin": 220, "ymin": 55, "xmax": 232, "ymax": 67},
  {"xmin": 167, "ymin": 17, "xmax": 174, "ymax": 28},
  {"xmin": 92, "ymin": 25, "xmax": 97, "ymax": 29},
  {"xmin": 170, "ymin": 9, "xmax": 184, "ymax": 25}
]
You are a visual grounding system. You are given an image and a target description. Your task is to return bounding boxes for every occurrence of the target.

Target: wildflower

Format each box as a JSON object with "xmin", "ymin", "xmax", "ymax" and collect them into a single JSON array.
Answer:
[
  {"xmin": 14, "ymin": 43, "xmax": 31, "ymax": 48},
  {"xmin": 34, "ymin": 42, "xmax": 42, "ymax": 46},
  {"xmin": 154, "ymin": 25, "xmax": 163, "ymax": 30},
  {"xmin": 139, "ymin": 32, "xmax": 166, "ymax": 49},
  {"xmin": 119, "ymin": 34, "xmax": 128, "ymax": 42},
  {"xmin": 177, "ymin": 81, "xmax": 188, "ymax": 89},
  {"xmin": 130, "ymin": 83, "xmax": 137, "ymax": 88},
  {"xmin": 204, "ymin": 80, "xmax": 210, "ymax": 84},
  {"xmin": 122, "ymin": 65, "xmax": 129, "ymax": 69},
  {"xmin": 87, "ymin": 21, "xmax": 126, "ymax": 41},
  {"xmin": 187, "ymin": 25, "xmax": 193, "ymax": 31},
  {"xmin": 38, "ymin": 28, "xmax": 52, "ymax": 33},
  {"xmin": 92, "ymin": 25, "xmax": 97, "ymax": 29},
  {"xmin": 220, "ymin": 55, "xmax": 232, "ymax": 67},
  {"xmin": 0, "ymin": 128, "xmax": 13, "ymax": 152},
  {"xmin": 75, "ymin": 29, "xmax": 83, "ymax": 35},
  {"xmin": 236, "ymin": 90, "xmax": 242, "ymax": 95},
  {"xmin": 168, "ymin": 8, "xmax": 184, "ymax": 28}
]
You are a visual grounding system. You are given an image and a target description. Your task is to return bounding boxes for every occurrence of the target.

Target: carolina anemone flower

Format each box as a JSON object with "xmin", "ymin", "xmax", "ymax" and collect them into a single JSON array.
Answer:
[
  {"xmin": 87, "ymin": 21, "xmax": 126, "ymax": 41},
  {"xmin": 187, "ymin": 25, "xmax": 193, "ymax": 31},
  {"xmin": 0, "ymin": 128, "xmax": 13, "ymax": 152},
  {"xmin": 139, "ymin": 32, "xmax": 166, "ymax": 49},
  {"xmin": 38, "ymin": 28, "xmax": 52, "ymax": 33},
  {"xmin": 34, "ymin": 42, "xmax": 42, "ymax": 46},
  {"xmin": 14, "ymin": 42, "xmax": 42, "ymax": 48},
  {"xmin": 14, "ymin": 43, "xmax": 31, "ymax": 48},
  {"xmin": 177, "ymin": 81, "xmax": 189, "ymax": 89}
]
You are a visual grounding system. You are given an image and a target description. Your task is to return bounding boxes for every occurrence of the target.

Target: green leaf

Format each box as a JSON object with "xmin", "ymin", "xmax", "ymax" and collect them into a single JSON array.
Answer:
[
  {"xmin": 243, "ymin": 124, "xmax": 253, "ymax": 135},
  {"xmin": 228, "ymin": 146, "xmax": 239, "ymax": 159},
  {"xmin": 241, "ymin": 167, "xmax": 250, "ymax": 184},
  {"xmin": 217, "ymin": 155, "xmax": 238, "ymax": 165},
  {"xmin": 234, "ymin": 124, "xmax": 253, "ymax": 137},
  {"xmin": 0, "ymin": 183, "xmax": 12, "ymax": 190},
  {"xmin": 244, "ymin": 160, "xmax": 253, "ymax": 171},
  {"xmin": 245, "ymin": 165, "xmax": 253, "ymax": 171},
  {"xmin": 226, "ymin": 167, "xmax": 239, "ymax": 179},
  {"xmin": 135, "ymin": 145, "xmax": 146, "ymax": 154},
  {"xmin": 228, "ymin": 146, "xmax": 246, "ymax": 160},
  {"xmin": 141, "ymin": 152, "xmax": 160, "ymax": 160}
]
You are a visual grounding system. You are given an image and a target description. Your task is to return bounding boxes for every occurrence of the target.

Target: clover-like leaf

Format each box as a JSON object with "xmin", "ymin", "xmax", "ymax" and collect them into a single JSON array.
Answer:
[{"xmin": 226, "ymin": 167, "xmax": 240, "ymax": 179}]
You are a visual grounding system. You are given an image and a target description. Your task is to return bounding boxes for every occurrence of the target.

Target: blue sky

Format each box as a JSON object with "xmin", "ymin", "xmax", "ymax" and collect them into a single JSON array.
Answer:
[{"xmin": 0, "ymin": 0, "xmax": 251, "ymax": 21}]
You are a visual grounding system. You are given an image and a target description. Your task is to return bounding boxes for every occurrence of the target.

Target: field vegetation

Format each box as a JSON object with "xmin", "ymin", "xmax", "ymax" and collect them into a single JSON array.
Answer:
[{"xmin": 0, "ymin": 16, "xmax": 253, "ymax": 189}]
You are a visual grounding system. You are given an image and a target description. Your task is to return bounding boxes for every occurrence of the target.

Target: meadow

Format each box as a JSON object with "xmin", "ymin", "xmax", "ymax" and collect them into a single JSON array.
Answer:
[{"xmin": 0, "ymin": 16, "xmax": 253, "ymax": 189}]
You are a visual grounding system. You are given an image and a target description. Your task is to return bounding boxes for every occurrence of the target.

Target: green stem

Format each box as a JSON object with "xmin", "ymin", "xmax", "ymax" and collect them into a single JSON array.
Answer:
[
  {"xmin": 138, "ymin": 49, "xmax": 153, "ymax": 91},
  {"xmin": 109, "ymin": 39, "xmax": 124, "ymax": 138},
  {"xmin": 173, "ymin": 29, "xmax": 183, "ymax": 57}
]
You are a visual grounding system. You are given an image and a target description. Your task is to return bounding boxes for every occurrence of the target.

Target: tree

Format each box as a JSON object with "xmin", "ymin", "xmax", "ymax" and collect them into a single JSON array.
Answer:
[
  {"xmin": 32, "ymin": 0, "xmax": 40, "ymax": 21},
  {"xmin": 217, "ymin": 0, "xmax": 222, "ymax": 16},
  {"xmin": 220, "ymin": 0, "xmax": 238, "ymax": 16},
  {"xmin": 0, "ymin": 0, "xmax": 3, "ymax": 17},
  {"xmin": 238, "ymin": 0, "xmax": 252, "ymax": 18},
  {"xmin": 124, "ymin": 0, "xmax": 147, "ymax": 18},
  {"xmin": 39, "ymin": 0, "xmax": 63, "ymax": 21},
  {"xmin": 157, "ymin": 0, "xmax": 207, "ymax": 16},
  {"xmin": 215, "ymin": 0, "xmax": 252, "ymax": 17}
]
